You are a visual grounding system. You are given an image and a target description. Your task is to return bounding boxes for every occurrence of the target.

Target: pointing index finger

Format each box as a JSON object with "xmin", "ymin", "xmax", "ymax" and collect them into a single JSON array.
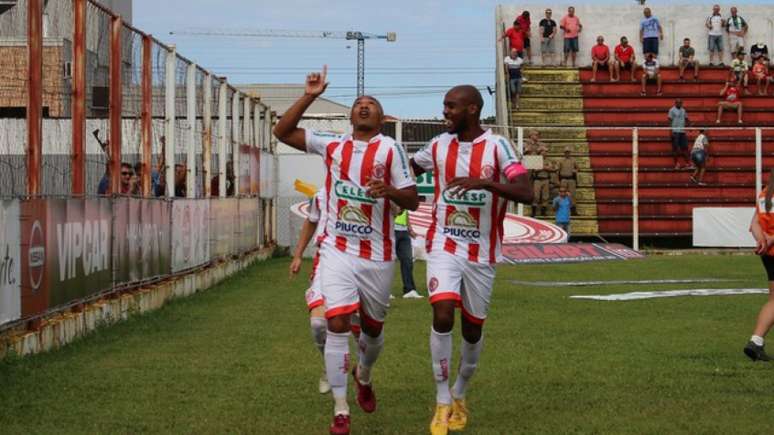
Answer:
[{"xmin": 321, "ymin": 64, "xmax": 328, "ymax": 83}]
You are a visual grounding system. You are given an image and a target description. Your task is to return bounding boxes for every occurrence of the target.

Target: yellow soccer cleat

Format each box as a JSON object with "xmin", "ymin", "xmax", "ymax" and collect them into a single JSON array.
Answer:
[
  {"xmin": 448, "ymin": 397, "xmax": 468, "ymax": 431},
  {"xmin": 430, "ymin": 404, "xmax": 452, "ymax": 435}
]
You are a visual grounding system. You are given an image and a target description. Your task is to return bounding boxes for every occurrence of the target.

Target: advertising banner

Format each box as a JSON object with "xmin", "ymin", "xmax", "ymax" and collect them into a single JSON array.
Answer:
[
  {"xmin": 0, "ymin": 200, "xmax": 21, "ymax": 327},
  {"xmin": 20, "ymin": 199, "xmax": 49, "ymax": 318},
  {"xmin": 172, "ymin": 199, "xmax": 211, "ymax": 272},
  {"xmin": 502, "ymin": 243, "xmax": 644, "ymax": 264},
  {"xmin": 693, "ymin": 207, "xmax": 756, "ymax": 248},
  {"xmin": 113, "ymin": 198, "xmax": 172, "ymax": 285},
  {"xmin": 259, "ymin": 150, "xmax": 275, "ymax": 199},
  {"xmin": 238, "ymin": 198, "xmax": 259, "ymax": 253},
  {"xmin": 210, "ymin": 198, "xmax": 238, "ymax": 260}
]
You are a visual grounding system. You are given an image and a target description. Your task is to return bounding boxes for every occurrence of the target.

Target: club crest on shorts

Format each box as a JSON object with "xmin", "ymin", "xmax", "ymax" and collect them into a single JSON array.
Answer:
[
  {"xmin": 371, "ymin": 163, "xmax": 387, "ymax": 180},
  {"xmin": 429, "ymin": 277, "xmax": 439, "ymax": 292}
]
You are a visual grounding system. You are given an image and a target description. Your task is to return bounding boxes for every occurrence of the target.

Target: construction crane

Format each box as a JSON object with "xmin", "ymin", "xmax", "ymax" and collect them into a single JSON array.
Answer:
[{"xmin": 169, "ymin": 29, "xmax": 397, "ymax": 96}]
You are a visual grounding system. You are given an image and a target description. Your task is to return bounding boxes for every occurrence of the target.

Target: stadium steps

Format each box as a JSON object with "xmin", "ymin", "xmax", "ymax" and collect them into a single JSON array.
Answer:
[
  {"xmin": 517, "ymin": 68, "xmax": 599, "ymax": 236},
  {"xmin": 577, "ymin": 66, "xmax": 774, "ymax": 237}
]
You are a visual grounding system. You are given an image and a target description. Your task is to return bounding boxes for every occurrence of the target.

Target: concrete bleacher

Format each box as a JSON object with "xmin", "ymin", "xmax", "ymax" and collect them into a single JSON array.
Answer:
[{"xmin": 514, "ymin": 65, "xmax": 774, "ymax": 239}]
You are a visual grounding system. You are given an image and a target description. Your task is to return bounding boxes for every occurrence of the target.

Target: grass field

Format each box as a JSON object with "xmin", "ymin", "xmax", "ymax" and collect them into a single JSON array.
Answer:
[{"xmin": 2, "ymin": 254, "xmax": 774, "ymax": 434}]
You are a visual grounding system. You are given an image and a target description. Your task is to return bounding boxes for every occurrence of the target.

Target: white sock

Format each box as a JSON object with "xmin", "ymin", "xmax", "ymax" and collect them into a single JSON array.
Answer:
[
  {"xmin": 430, "ymin": 327, "xmax": 453, "ymax": 405},
  {"xmin": 310, "ymin": 317, "xmax": 327, "ymax": 357},
  {"xmin": 452, "ymin": 334, "xmax": 484, "ymax": 399},
  {"xmin": 357, "ymin": 330, "xmax": 384, "ymax": 385},
  {"xmin": 325, "ymin": 330, "xmax": 351, "ymax": 416},
  {"xmin": 751, "ymin": 335, "xmax": 765, "ymax": 347}
]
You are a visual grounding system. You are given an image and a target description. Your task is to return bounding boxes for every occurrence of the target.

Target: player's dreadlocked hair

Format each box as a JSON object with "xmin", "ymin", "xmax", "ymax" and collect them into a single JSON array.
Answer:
[{"xmin": 765, "ymin": 169, "xmax": 774, "ymax": 212}]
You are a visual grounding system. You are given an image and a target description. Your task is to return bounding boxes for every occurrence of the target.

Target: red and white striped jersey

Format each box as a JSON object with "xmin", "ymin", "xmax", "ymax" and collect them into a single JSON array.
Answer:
[
  {"xmin": 413, "ymin": 129, "xmax": 521, "ymax": 264},
  {"xmin": 305, "ymin": 130, "xmax": 415, "ymax": 262}
]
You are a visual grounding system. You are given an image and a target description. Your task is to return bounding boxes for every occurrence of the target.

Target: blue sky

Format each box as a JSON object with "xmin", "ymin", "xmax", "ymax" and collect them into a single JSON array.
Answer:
[{"xmin": 133, "ymin": 0, "xmax": 772, "ymax": 119}]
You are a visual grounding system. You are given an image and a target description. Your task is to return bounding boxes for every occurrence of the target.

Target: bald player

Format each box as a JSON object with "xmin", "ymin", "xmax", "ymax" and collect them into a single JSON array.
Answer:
[
  {"xmin": 410, "ymin": 85, "xmax": 533, "ymax": 435},
  {"xmin": 274, "ymin": 66, "xmax": 418, "ymax": 435}
]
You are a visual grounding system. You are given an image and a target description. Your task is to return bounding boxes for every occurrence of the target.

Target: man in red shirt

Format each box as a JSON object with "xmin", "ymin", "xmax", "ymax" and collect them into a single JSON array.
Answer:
[
  {"xmin": 499, "ymin": 21, "xmax": 524, "ymax": 54},
  {"xmin": 716, "ymin": 80, "xmax": 743, "ymax": 124},
  {"xmin": 515, "ymin": 11, "xmax": 532, "ymax": 64},
  {"xmin": 613, "ymin": 36, "xmax": 637, "ymax": 82},
  {"xmin": 591, "ymin": 35, "xmax": 614, "ymax": 82}
]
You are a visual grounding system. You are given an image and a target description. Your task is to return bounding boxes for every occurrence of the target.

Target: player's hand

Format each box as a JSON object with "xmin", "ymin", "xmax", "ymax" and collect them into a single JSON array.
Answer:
[
  {"xmin": 447, "ymin": 177, "xmax": 491, "ymax": 197},
  {"xmin": 289, "ymin": 256, "xmax": 302, "ymax": 279},
  {"xmin": 409, "ymin": 229, "xmax": 417, "ymax": 239},
  {"xmin": 755, "ymin": 237, "xmax": 768, "ymax": 255},
  {"xmin": 366, "ymin": 178, "xmax": 395, "ymax": 199},
  {"xmin": 305, "ymin": 65, "xmax": 329, "ymax": 97}
]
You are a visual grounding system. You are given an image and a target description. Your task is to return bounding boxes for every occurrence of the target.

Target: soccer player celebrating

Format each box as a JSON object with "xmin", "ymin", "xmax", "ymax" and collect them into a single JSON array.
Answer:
[
  {"xmin": 289, "ymin": 190, "xmax": 361, "ymax": 395},
  {"xmin": 274, "ymin": 66, "xmax": 419, "ymax": 435},
  {"xmin": 410, "ymin": 86, "xmax": 533, "ymax": 435}
]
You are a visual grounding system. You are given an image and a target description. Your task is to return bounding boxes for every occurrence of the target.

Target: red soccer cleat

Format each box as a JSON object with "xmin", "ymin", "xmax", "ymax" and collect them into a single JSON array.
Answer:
[
  {"xmin": 329, "ymin": 414, "xmax": 350, "ymax": 435},
  {"xmin": 352, "ymin": 366, "xmax": 377, "ymax": 413}
]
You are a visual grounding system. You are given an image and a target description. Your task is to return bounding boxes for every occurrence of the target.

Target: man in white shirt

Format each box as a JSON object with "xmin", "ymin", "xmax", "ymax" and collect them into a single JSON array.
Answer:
[
  {"xmin": 706, "ymin": 4, "xmax": 725, "ymax": 66},
  {"xmin": 726, "ymin": 7, "xmax": 748, "ymax": 55},
  {"xmin": 641, "ymin": 53, "xmax": 662, "ymax": 96},
  {"xmin": 504, "ymin": 49, "xmax": 525, "ymax": 108}
]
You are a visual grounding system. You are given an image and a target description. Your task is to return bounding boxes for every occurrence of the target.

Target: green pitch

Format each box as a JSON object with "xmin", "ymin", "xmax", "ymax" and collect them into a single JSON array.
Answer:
[{"xmin": 2, "ymin": 255, "xmax": 774, "ymax": 434}]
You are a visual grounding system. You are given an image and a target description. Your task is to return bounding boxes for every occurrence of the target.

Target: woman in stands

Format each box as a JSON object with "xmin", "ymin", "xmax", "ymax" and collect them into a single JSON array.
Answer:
[
  {"xmin": 716, "ymin": 80, "xmax": 743, "ymax": 124},
  {"xmin": 746, "ymin": 169, "xmax": 774, "ymax": 361},
  {"xmin": 689, "ymin": 129, "xmax": 709, "ymax": 185}
]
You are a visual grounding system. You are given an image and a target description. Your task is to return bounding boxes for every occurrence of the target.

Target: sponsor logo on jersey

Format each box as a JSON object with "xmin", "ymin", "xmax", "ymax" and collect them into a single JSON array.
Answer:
[
  {"xmin": 441, "ymin": 188, "xmax": 488, "ymax": 206},
  {"xmin": 443, "ymin": 210, "xmax": 481, "ymax": 239},
  {"xmin": 334, "ymin": 180, "xmax": 376, "ymax": 204},
  {"xmin": 336, "ymin": 204, "xmax": 374, "ymax": 235}
]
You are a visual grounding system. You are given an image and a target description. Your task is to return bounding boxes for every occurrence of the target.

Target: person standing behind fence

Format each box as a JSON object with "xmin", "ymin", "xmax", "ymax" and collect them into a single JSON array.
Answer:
[
  {"xmin": 394, "ymin": 208, "xmax": 422, "ymax": 299},
  {"xmin": 706, "ymin": 5, "xmax": 725, "ymax": 66},
  {"xmin": 639, "ymin": 7, "xmax": 663, "ymax": 59},
  {"xmin": 560, "ymin": 6, "xmax": 582, "ymax": 67},
  {"xmin": 745, "ymin": 169, "xmax": 774, "ymax": 362},
  {"xmin": 553, "ymin": 185, "xmax": 572, "ymax": 237},
  {"xmin": 539, "ymin": 8, "xmax": 557, "ymax": 66},
  {"xmin": 726, "ymin": 7, "xmax": 748, "ymax": 56},
  {"xmin": 516, "ymin": 11, "xmax": 532, "ymax": 64},
  {"xmin": 504, "ymin": 49, "xmax": 525, "ymax": 109},
  {"xmin": 668, "ymin": 99, "xmax": 690, "ymax": 169}
]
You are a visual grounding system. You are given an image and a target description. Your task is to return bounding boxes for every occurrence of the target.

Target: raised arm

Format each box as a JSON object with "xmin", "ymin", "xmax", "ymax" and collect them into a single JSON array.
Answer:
[{"xmin": 272, "ymin": 66, "xmax": 328, "ymax": 151}]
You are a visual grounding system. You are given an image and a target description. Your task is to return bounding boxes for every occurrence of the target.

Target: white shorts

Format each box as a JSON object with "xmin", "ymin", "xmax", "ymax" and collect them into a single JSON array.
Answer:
[
  {"xmin": 319, "ymin": 245, "xmax": 395, "ymax": 325},
  {"xmin": 304, "ymin": 250, "xmax": 362, "ymax": 333},
  {"xmin": 728, "ymin": 35, "xmax": 745, "ymax": 50},
  {"xmin": 426, "ymin": 251, "xmax": 496, "ymax": 325}
]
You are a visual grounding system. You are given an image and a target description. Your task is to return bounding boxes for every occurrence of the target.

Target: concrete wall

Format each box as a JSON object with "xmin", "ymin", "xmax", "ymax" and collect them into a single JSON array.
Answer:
[{"xmin": 497, "ymin": 3, "xmax": 774, "ymax": 67}]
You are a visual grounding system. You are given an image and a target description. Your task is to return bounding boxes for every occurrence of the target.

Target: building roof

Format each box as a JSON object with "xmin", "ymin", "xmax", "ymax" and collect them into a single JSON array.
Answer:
[{"xmin": 237, "ymin": 84, "xmax": 350, "ymax": 116}]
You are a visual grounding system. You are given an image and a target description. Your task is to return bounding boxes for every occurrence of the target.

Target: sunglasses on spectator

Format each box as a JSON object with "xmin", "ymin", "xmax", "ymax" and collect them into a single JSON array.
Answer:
[{"xmin": 121, "ymin": 172, "xmax": 131, "ymax": 176}]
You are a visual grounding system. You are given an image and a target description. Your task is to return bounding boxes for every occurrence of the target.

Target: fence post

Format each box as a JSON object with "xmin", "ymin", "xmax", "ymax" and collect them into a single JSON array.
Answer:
[
  {"xmin": 164, "ymin": 45, "xmax": 176, "ymax": 197},
  {"xmin": 71, "ymin": 0, "xmax": 86, "ymax": 195},
  {"xmin": 109, "ymin": 15, "xmax": 123, "ymax": 195},
  {"xmin": 218, "ymin": 82, "xmax": 227, "ymax": 198},
  {"xmin": 141, "ymin": 35, "xmax": 152, "ymax": 197},
  {"xmin": 244, "ymin": 96, "xmax": 252, "ymax": 194},
  {"xmin": 232, "ymin": 91, "xmax": 241, "ymax": 196},
  {"xmin": 186, "ymin": 63, "xmax": 196, "ymax": 199},
  {"xmin": 756, "ymin": 127, "xmax": 763, "ymax": 199},
  {"xmin": 517, "ymin": 126, "xmax": 524, "ymax": 216},
  {"xmin": 632, "ymin": 127, "xmax": 640, "ymax": 251},
  {"xmin": 26, "ymin": 0, "xmax": 43, "ymax": 196},
  {"xmin": 202, "ymin": 73, "xmax": 212, "ymax": 198}
]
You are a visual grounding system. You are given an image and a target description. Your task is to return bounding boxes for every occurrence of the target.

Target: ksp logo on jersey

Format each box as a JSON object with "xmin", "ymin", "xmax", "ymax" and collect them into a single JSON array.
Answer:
[
  {"xmin": 441, "ymin": 188, "xmax": 488, "ymax": 206},
  {"xmin": 336, "ymin": 205, "xmax": 373, "ymax": 235},
  {"xmin": 444, "ymin": 210, "xmax": 481, "ymax": 239},
  {"xmin": 334, "ymin": 180, "xmax": 376, "ymax": 204}
]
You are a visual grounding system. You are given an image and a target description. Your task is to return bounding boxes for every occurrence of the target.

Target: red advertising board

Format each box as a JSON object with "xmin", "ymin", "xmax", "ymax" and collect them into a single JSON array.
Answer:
[
  {"xmin": 502, "ymin": 243, "xmax": 644, "ymax": 264},
  {"xmin": 113, "ymin": 198, "xmax": 171, "ymax": 285}
]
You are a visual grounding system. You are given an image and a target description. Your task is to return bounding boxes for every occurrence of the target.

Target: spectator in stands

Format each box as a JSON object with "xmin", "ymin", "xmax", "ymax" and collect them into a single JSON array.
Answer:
[
  {"xmin": 132, "ymin": 138, "xmax": 164, "ymax": 197},
  {"xmin": 499, "ymin": 20, "xmax": 525, "ymax": 56},
  {"xmin": 716, "ymin": 80, "xmax": 743, "ymax": 124},
  {"xmin": 751, "ymin": 42, "xmax": 769, "ymax": 62},
  {"xmin": 211, "ymin": 161, "xmax": 235, "ymax": 197},
  {"xmin": 640, "ymin": 53, "xmax": 662, "ymax": 96},
  {"xmin": 174, "ymin": 163, "xmax": 187, "ymax": 197},
  {"xmin": 613, "ymin": 36, "xmax": 637, "ymax": 82},
  {"xmin": 560, "ymin": 6, "xmax": 582, "ymax": 67},
  {"xmin": 558, "ymin": 147, "xmax": 579, "ymax": 215},
  {"xmin": 394, "ymin": 207, "xmax": 421, "ymax": 299},
  {"xmin": 668, "ymin": 99, "xmax": 690, "ymax": 169},
  {"xmin": 93, "ymin": 129, "xmax": 135, "ymax": 195},
  {"xmin": 752, "ymin": 56, "xmax": 772, "ymax": 96},
  {"xmin": 504, "ymin": 49, "xmax": 525, "ymax": 109},
  {"xmin": 745, "ymin": 168, "xmax": 774, "ymax": 362},
  {"xmin": 516, "ymin": 11, "xmax": 532, "ymax": 64},
  {"xmin": 731, "ymin": 50, "xmax": 750, "ymax": 93},
  {"xmin": 553, "ymin": 185, "xmax": 572, "ymax": 237},
  {"xmin": 690, "ymin": 129, "xmax": 709, "ymax": 185},
  {"xmin": 726, "ymin": 7, "xmax": 748, "ymax": 55},
  {"xmin": 539, "ymin": 8, "xmax": 557, "ymax": 66},
  {"xmin": 706, "ymin": 5, "xmax": 725, "ymax": 66},
  {"xmin": 525, "ymin": 130, "xmax": 551, "ymax": 217},
  {"xmin": 639, "ymin": 7, "xmax": 663, "ymax": 58},
  {"xmin": 590, "ymin": 36, "xmax": 614, "ymax": 82},
  {"xmin": 678, "ymin": 38, "xmax": 700, "ymax": 81}
]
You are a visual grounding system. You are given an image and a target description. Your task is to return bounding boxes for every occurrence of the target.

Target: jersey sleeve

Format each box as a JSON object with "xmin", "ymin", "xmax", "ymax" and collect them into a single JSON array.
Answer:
[
  {"xmin": 495, "ymin": 136, "xmax": 526, "ymax": 182},
  {"xmin": 307, "ymin": 193, "xmax": 322, "ymax": 223},
  {"xmin": 412, "ymin": 141, "xmax": 435, "ymax": 173},
  {"xmin": 304, "ymin": 129, "xmax": 338, "ymax": 156},
  {"xmin": 390, "ymin": 143, "xmax": 416, "ymax": 190}
]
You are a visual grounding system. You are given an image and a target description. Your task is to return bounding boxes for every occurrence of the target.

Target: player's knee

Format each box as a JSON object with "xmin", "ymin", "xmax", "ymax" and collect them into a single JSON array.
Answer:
[
  {"xmin": 432, "ymin": 310, "xmax": 454, "ymax": 333},
  {"xmin": 461, "ymin": 323, "xmax": 483, "ymax": 343},
  {"xmin": 327, "ymin": 315, "xmax": 351, "ymax": 334}
]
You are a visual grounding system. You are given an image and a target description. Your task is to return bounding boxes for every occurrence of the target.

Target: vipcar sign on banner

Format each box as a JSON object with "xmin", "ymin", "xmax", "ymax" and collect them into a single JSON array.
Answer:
[
  {"xmin": 172, "ymin": 200, "xmax": 211, "ymax": 272},
  {"xmin": 0, "ymin": 200, "xmax": 21, "ymax": 327},
  {"xmin": 112, "ymin": 198, "xmax": 171, "ymax": 285}
]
